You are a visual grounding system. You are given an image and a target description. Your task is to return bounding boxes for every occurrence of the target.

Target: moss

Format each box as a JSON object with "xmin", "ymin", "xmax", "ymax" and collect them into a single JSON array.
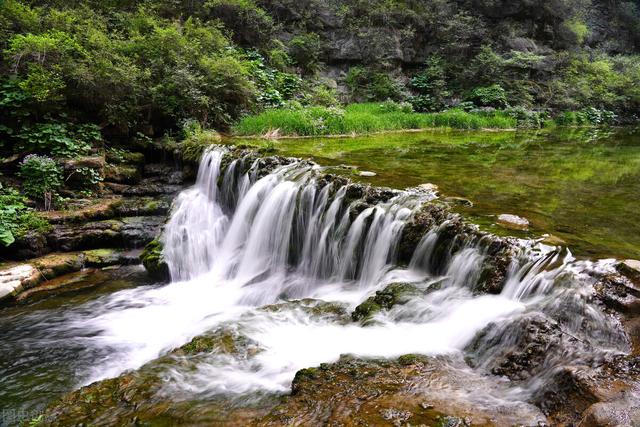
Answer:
[
  {"xmin": 178, "ymin": 333, "xmax": 236, "ymax": 355},
  {"xmin": 83, "ymin": 248, "xmax": 121, "ymax": 266},
  {"xmin": 140, "ymin": 238, "xmax": 170, "ymax": 281},
  {"xmin": 260, "ymin": 299, "xmax": 349, "ymax": 322},
  {"xmin": 351, "ymin": 299, "xmax": 382, "ymax": 322},
  {"xmin": 397, "ymin": 354, "xmax": 429, "ymax": 366},
  {"xmin": 104, "ymin": 164, "xmax": 141, "ymax": 184},
  {"xmin": 180, "ymin": 130, "xmax": 222, "ymax": 162},
  {"xmin": 352, "ymin": 282, "xmax": 419, "ymax": 322}
]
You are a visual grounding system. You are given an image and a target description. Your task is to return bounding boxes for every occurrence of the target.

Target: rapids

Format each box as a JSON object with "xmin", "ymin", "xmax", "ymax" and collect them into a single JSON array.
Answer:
[{"xmin": 0, "ymin": 146, "xmax": 631, "ymax": 421}]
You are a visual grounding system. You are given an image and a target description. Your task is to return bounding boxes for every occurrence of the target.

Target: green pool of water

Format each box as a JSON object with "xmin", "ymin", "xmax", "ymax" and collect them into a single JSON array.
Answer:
[{"xmin": 232, "ymin": 127, "xmax": 640, "ymax": 260}]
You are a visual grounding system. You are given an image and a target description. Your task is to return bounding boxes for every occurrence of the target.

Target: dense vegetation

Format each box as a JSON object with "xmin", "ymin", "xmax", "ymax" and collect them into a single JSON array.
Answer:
[{"xmin": 0, "ymin": 0, "xmax": 639, "ymax": 243}]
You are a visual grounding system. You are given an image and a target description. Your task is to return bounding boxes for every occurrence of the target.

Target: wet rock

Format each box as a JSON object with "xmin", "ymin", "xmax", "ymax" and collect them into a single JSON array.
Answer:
[
  {"xmin": 397, "ymin": 202, "xmax": 453, "ymax": 264},
  {"xmin": 0, "ymin": 230, "xmax": 50, "ymax": 260},
  {"xmin": 260, "ymin": 298, "xmax": 350, "ymax": 323},
  {"xmin": 260, "ymin": 354, "xmax": 545, "ymax": 426},
  {"xmin": 352, "ymin": 282, "xmax": 421, "ymax": 323},
  {"xmin": 41, "ymin": 328, "xmax": 270, "ymax": 426},
  {"xmin": 538, "ymin": 366, "xmax": 605, "ymax": 424},
  {"xmin": 43, "ymin": 197, "xmax": 171, "ymax": 224},
  {"xmin": 466, "ymin": 313, "xmax": 583, "ymax": 381},
  {"xmin": 409, "ymin": 182, "xmax": 439, "ymax": 196},
  {"xmin": 593, "ymin": 272, "xmax": 640, "ymax": 315},
  {"xmin": 474, "ymin": 237, "xmax": 517, "ymax": 294},
  {"xmin": 48, "ymin": 216, "xmax": 164, "ymax": 251},
  {"xmin": 0, "ymin": 250, "xmax": 141, "ymax": 304},
  {"xmin": 579, "ymin": 399, "xmax": 640, "ymax": 426},
  {"xmin": 444, "ymin": 196, "xmax": 474, "ymax": 207},
  {"xmin": 541, "ymin": 233, "xmax": 566, "ymax": 246},
  {"xmin": 106, "ymin": 181, "xmax": 183, "ymax": 196},
  {"xmin": 172, "ymin": 326, "xmax": 261, "ymax": 357},
  {"xmin": 143, "ymin": 164, "xmax": 185, "ymax": 185},
  {"xmin": 140, "ymin": 238, "xmax": 169, "ymax": 281},
  {"xmin": 106, "ymin": 150, "xmax": 145, "ymax": 165},
  {"xmin": 497, "ymin": 213, "xmax": 530, "ymax": 230},
  {"xmin": 617, "ymin": 259, "xmax": 640, "ymax": 285}
]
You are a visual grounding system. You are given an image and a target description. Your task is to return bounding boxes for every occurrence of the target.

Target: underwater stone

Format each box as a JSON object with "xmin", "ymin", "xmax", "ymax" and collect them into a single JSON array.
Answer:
[{"xmin": 497, "ymin": 214, "xmax": 529, "ymax": 230}]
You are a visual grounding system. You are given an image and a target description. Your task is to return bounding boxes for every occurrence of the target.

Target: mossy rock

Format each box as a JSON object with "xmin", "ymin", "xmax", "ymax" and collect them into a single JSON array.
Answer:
[
  {"xmin": 104, "ymin": 164, "xmax": 142, "ymax": 184},
  {"xmin": 173, "ymin": 328, "xmax": 256, "ymax": 356},
  {"xmin": 180, "ymin": 131, "xmax": 222, "ymax": 162},
  {"xmin": 140, "ymin": 238, "xmax": 169, "ymax": 281},
  {"xmin": 351, "ymin": 282, "xmax": 420, "ymax": 323},
  {"xmin": 260, "ymin": 298, "xmax": 350, "ymax": 323}
]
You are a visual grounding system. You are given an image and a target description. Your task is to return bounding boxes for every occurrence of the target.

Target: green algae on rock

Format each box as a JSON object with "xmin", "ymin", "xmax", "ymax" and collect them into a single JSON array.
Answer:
[{"xmin": 140, "ymin": 238, "xmax": 170, "ymax": 281}]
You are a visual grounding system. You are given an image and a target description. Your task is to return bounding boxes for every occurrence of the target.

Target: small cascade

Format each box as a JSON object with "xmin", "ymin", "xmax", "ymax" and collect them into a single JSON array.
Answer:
[
  {"xmin": 42, "ymin": 146, "xmax": 629, "ymax": 408},
  {"xmin": 162, "ymin": 148, "xmax": 418, "ymax": 295}
]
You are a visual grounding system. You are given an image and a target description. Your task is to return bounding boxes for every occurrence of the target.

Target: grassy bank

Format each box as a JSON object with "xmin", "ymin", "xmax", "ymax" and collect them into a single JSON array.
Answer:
[{"xmin": 233, "ymin": 103, "xmax": 519, "ymax": 136}]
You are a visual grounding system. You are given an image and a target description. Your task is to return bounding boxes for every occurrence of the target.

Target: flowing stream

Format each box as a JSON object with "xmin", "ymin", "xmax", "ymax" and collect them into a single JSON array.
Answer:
[{"xmin": 0, "ymin": 147, "xmax": 631, "ymax": 421}]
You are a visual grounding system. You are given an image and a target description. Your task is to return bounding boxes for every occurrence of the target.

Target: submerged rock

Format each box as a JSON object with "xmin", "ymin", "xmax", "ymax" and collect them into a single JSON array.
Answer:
[
  {"xmin": 260, "ymin": 354, "xmax": 545, "ymax": 426},
  {"xmin": 40, "ymin": 327, "xmax": 270, "ymax": 426},
  {"xmin": 260, "ymin": 298, "xmax": 350, "ymax": 323},
  {"xmin": 444, "ymin": 196, "xmax": 474, "ymax": 207},
  {"xmin": 497, "ymin": 213, "xmax": 530, "ymax": 230}
]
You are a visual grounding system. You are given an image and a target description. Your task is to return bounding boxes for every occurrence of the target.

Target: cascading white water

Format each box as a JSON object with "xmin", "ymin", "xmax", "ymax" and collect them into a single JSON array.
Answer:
[{"xmin": 71, "ymin": 147, "xmax": 628, "ymax": 410}]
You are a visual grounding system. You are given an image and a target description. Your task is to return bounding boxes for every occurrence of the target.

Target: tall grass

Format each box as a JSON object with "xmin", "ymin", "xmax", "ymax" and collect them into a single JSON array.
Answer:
[{"xmin": 233, "ymin": 103, "xmax": 518, "ymax": 136}]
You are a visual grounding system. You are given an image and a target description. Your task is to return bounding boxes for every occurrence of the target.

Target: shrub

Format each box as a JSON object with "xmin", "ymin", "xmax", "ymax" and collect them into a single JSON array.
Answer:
[
  {"xmin": 15, "ymin": 122, "xmax": 99, "ymax": 157},
  {"xmin": 0, "ymin": 186, "xmax": 50, "ymax": 247},
  {"xmin": 289, "ymin": 33, "xmax": 323, "ymax": 75},
  {"xmin": 466, "ymin": 84, "xmax": 509, "ymax": 109},
  {"xmin": 302, "ymin": 81, "xmax": 339, "ymax": 107},
  {"xmin": 555, "ymin": 108, "xmax": 617, "ymax": 126},
  {"xmin": 346, "ymin": 66, "xmax": 404, "ymax": 102},
  {"xmin": 18, "ymin": 155, "xmax": 63, "ymax": 209},
  {"xmin": 409, "ymin": 56, "xmax": 450, "ymax": 112}
]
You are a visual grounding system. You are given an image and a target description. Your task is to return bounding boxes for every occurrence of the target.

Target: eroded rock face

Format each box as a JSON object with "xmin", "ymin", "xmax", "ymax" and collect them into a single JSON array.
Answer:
[{"xmin": 48, "ymin": 216, "xmax": 164, "ymax": 252}]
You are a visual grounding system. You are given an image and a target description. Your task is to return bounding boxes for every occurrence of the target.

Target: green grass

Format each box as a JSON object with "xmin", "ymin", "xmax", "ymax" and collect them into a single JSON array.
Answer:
[{"xmin": 233, "ymin": 103, "xmax": 518, "ymax": 136}]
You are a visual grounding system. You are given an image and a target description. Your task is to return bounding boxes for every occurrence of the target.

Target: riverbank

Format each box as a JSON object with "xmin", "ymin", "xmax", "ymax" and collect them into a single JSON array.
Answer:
[
  {"xmin": 233, "ymin": 103, "xmax": 522, "ymax": 136},
  {"xmin": 232, "ymin": 102, "xmax": 625, "ymax": 137}
]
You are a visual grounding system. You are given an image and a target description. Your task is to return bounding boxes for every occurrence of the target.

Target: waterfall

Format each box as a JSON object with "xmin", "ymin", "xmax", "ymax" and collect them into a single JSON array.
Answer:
[
  {"xmin": 65, "ymin": 147, "xmax": 627, "ymax": 405},
  {"xmin": 162, "ymin": 148, "xmax": 415, "ymax": 292}
]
